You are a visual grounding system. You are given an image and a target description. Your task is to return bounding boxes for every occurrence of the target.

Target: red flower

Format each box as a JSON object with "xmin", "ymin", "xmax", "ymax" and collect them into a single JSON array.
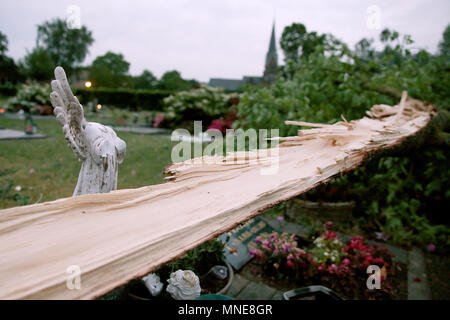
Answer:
[
  {"xmin": 324, "ymin": 231, "xmax": 337, "ymax": 240},
  {"xmin": 286, "ymin": 260, "xmax": 295, "ymax": 268},
  {"xmin": 318, "ymin": 264, "xmax": 326, "ymax": 271}
]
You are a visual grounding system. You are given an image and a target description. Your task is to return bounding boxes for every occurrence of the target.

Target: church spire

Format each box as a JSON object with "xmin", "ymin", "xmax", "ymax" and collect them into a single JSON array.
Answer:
[{"xmin": 263, "ymin": 21, "xmax": 278, "ymax": 83}]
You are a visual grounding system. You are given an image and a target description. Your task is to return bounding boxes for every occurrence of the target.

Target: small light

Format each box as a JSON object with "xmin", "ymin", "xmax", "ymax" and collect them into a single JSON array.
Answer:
[
  {"xmin": 84, "ymin": 81, "xmax": 92, "ymax": 88},
  {"xmin": 96, "ymin": 104, "xmax": 102, "ymax": 110}
]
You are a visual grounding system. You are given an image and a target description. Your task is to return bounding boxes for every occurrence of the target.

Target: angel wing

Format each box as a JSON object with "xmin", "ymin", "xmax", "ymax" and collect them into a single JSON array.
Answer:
[{"xmin": 50, "ymin": 66, "xmax": 87, "ymax": 160}]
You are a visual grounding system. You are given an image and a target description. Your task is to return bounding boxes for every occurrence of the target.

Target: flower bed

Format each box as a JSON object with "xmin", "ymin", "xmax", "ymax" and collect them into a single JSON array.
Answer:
[{"xmin": 247, "ymin": 222, "xmax": 406, "ymax": 299}]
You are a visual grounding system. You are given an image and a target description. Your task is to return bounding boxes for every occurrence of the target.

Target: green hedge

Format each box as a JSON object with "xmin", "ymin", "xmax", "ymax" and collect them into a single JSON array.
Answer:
[
  {"xmin": 73, "ymin": 87, "xmax": 172, "ymax": 111},
  {"xmin": 0, "ymin": 84, "xmax": 18, "ymax": 96}
]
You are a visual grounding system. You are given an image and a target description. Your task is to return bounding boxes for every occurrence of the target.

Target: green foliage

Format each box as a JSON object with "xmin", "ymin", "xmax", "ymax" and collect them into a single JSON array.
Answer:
[
  {"xmin": 0, "ymin": 84, "xmax": 17, "ymax": 96},
  {"xmin": 74, "ymin": 87, "xmax": 171, "ymax": 111},
  {"xmin": 134, "ymin": 70, "xmax": 158, "ymax": 89},
  {"xmin": 279, "ymin": 23, "xmax": 346, "ymax": 65},
  {"xmin": 339, "ymin": 151, "xmax": 450, "ymax": 247},
  {"xmin": 235, "ymin": 52, "xmax": 395, "ymax": 136},
  {"xmin": 311, "ymin": 234, "xmax": 346, "ymax": 265},
  {"xmin": 0, "ymin": 31, "xmax": 7, "ymax": 55},
  {"xmin": 438, "ymin": 24, "xmax": 450, "ymax": 58},
  {"xmin": 280, "ymin": 23, "xmax": 322, "ymax": 61},
  {"xmin": 89, "ymin": 51, "xmax": 131, "ymax": 88},
  {"xmin": 163, "ymin": 85, "xmax": 234, "ymax": 128},
  {"xmin": 0, "ymin": 31, "xmax": 22, "ymax": 84},
  {"xmin": 154, "ymin": 238, "xmax": 225, "ymax": 280},
  {"xmin": 36, "ymin": 18, "xmax": 94, "ymax": 71},
  {"xmin": 19, "ymin": 47, "xmax": 54, "ymax": 81},
  {"xmin": 157, "ymin": 70, "xmax": 193, "ymax": 91},
  {"xmin": 236, "ymin": 25, "xmax": 450, "ymax": 248},
  {"xmin": 8, "ymin": 82, "xmax": 51, "ymax": 111}
]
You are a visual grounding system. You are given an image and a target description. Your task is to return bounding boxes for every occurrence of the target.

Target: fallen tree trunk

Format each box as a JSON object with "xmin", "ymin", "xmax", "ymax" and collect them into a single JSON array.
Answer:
[{"xmin": 0, "ymin": 92, "xmax": 436, "ymax": 299}]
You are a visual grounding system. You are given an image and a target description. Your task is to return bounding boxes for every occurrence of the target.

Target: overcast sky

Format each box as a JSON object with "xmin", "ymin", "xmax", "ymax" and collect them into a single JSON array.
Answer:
[{"xmin": 0, "ymin": 0, "xmax": 448, "ymax": 82}]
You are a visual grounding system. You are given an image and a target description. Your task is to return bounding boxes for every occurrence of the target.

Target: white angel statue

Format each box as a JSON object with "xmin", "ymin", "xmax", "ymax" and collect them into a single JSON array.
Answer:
[{"xmin": 49, "ymin": 66, "xmax": 126, "ymax": 196}]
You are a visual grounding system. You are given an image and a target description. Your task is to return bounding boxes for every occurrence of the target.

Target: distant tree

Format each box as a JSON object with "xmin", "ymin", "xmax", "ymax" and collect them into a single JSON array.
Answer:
[
  {"xmin": 134, "ymin": 70, "xmax": 157, "ymax": 89},
  {"xmin": 157, "ymin": 70, "xmax": 191, "ymax": 91},
  {"xmin": 0, "ymin": 31, "xmax": 8, "ymax": 56},
  {"xmin": 36, "ymin": 18, "xmax": 94, "ymax": 71},
  {"xmin": 438, "ymin": 24, "xmax": 450, "ymax": 58},
  {"xmin": 354, "ymin": 38, "xmax": 375, "ymax": 60},
  {"xmin": 19, "ymin": 47, "xmax": 54, "ymax": 81},
  {"xmin": 280, "ymin": 23, "xmax": 326, "ymax": 62},
  {"xmin": 89, "ymin": 51, "xmax": 130, "ymax": 88},
  {"xmin": 0, "ymin": 31, "xmax": 22, "ymax": 84}
]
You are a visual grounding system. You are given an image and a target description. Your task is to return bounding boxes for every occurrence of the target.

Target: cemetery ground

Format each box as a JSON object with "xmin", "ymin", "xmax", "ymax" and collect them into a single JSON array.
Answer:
[{"xmin": 1, "ymin": 113, "xmax": 449, "ymax": 300}]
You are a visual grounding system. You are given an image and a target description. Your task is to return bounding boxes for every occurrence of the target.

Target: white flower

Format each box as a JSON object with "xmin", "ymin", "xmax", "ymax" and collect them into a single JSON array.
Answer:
[
  {"xmin": 15, "ymin": 185, "xmax": 22, "ymax": 192},
  {"xmin": 142, "ymin": 273, "xmax": 163, "ymax": 297},
  {"xmin": 166, "ymin": 270, "xmax": 201, "ymax": 300}
]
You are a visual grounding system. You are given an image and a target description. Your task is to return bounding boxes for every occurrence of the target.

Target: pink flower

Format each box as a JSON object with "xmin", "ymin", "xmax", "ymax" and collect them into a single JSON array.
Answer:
[
  {"xmin": 325, "ymin": 221, "xmax": 333, "ymax": 229},
  {"xmin": 254, "ymin": 236, "xmax": 263, "ymax": 244},
  {"xmin": 269, "ymin": 233, "xmax": 278, "ymax": 241},
  {"xmin": 249, "ymin": 248, "xmax": 263, "ymax": 258},
  {"xmin": 276, "ymin": 215, "xmax": 285, "ymax": 223},
  {"xmin": 282, "ymin": 243, "xmax": 291, "ymax": 252},
  {"xmin": 342, "ymin": 258, "xmax": 351, "ymax": 266},
  {"xmin": 29, "ymin": 168, "xmax": 35, "ymax": 174},
  {"xmin": 318, "ymin": 264, "xmax": 326, "ymax": 271},
  {"xmin": 427, "ymin": 244, "xmax": 436, "ymax": 252},
  {"xmin": 263, "ymin": 240, "xmax": 272, "ymax": 250}
]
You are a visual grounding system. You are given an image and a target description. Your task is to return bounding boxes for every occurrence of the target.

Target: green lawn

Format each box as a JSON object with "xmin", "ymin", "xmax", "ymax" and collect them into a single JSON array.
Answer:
[{"xmin": 0, "ymin": 115, "xmax": 176, "ymax": 209}]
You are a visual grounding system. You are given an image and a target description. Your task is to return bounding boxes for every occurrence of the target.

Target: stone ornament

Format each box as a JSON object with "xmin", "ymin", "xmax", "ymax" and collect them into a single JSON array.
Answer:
[
  {"xmin": 142, "ymin": 273, "xmax": 164, "ymax": 297},
  {"xmin": 49, "ymin": 66, "xmax": 126, "ymax": 196},
  {"xmin": 166, "ymin": 270, "xmax": 201, "ymax": 300}
]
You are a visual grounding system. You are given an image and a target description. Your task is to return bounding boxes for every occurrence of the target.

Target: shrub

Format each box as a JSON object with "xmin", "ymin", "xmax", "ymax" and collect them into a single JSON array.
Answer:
[
  {"xmin": 0, "ymin": 83, "xmax": 17, "ymax": 96},
  {"xmin": 74, "ymin": 87, "xmax": 172, "ymax": 111},
  {"xmin": 7, "ymin": 82, "xmax": 51, "ymax": 112},
  {"xmin": 235, "ymin": 27, "xmax": 450, "ymax": 248},
  {"xmin": 163, "ymin": 85, "xmax": 237, "ymax": 129}
]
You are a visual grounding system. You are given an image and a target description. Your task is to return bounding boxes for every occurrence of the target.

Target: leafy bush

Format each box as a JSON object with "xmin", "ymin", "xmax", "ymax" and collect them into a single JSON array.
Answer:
[
  {"xmin": 74, "ymin": 87, "xmax": 172, "ymax": 111},
  {"xmin": 7, "ymin": 82, "xmax": 51, "ymax": 112},
  {"xmin": 235, "ymin": 26, "xmax": 450, "ymax": 248},
  {"xmin": 234, "ymin": 52, "xmax": 397, "ymax": 137},
  {"xmin": 163, "ymin": 85, "xmax": 237, "ymax": 129},
  {"xmin": 0, "ymin": 83, "xmax": 17, "ymax": 96}
]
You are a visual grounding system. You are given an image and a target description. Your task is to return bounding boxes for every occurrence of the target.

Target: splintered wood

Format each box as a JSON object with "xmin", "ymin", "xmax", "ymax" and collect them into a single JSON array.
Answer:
[{"xmin": 0, "ymin": 92, "xmax": 436, "ymax": 299}]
